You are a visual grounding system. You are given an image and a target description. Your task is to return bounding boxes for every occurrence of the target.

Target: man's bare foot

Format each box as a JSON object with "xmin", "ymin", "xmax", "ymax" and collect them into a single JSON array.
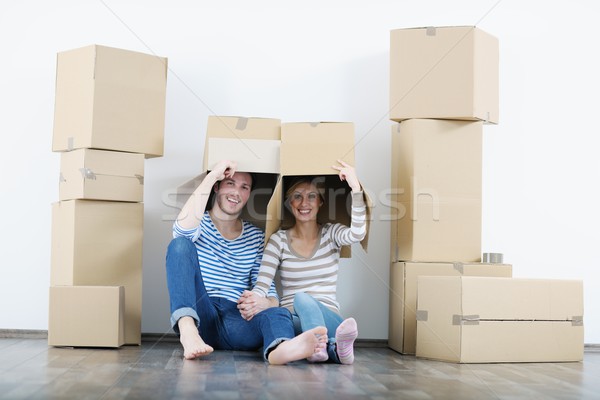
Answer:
[
  {"xmin": 268, "ymin": 326, "xmax": 327, "ymax": 365},
  {"xmin": 178, "ymin": 316, "xmax": 214, "ymax": 360}
]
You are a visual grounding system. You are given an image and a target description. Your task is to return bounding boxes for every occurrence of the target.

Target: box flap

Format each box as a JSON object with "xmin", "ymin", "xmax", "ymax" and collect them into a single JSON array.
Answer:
[{"xmin": 206, "ymin": 138, "xmax": 280, "ymax": 174}]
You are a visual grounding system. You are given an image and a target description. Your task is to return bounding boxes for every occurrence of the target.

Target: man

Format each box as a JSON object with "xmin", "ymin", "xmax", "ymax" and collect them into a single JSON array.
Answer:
[{"xmin": 165, "ymin": 159, "xmax": 326, "ymax": 364}]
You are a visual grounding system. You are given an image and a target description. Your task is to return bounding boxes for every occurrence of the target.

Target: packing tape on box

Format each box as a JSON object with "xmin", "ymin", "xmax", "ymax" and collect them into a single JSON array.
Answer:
[
  {"xmin": 426, "ymin": 26, "xmax": 437, "ymax": 36},
  {"xmin": 453, "ymin": 262, "xmax": 464, "ymax": 274},
  {"xmin": 416, "ymin": 310, "xmax": 428, "ymax": 322},
  {"xmin": 235, "ymin": 117, "xmax": 249, "ymax": 131},
  {"xmin": 135, "ymin": 174, "xmax": 144, "ymax": 185},
  {"xmin": 67, "ymin": 137, "xmax": 74, "ymax": 151},
  {"xmin": 453, "ymin": 314, "xmax": 480, "ymax": 326},
  {"xmin": 309, "ymin": 122, "xmax": 319, "ymax": 127},
  {"xmin": 483, "ymin": 253, "xmax": 504, "ymax": 263},
  {"xmin": 79, "ymin": 168, "xmax": 97, "ymax": 180},
  {"xmin": 59, "ymin": 173, "xmax": 66, "ymax": 183},
  {"xmin": 572, "ymin": 316, "xmax": 584, "ymax": 326}
]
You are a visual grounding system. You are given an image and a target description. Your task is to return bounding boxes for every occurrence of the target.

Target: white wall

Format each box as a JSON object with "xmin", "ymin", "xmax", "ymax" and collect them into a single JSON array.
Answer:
[{"xmin": 1, "ymin": 0, "xmax": 598, "ymax": 342}]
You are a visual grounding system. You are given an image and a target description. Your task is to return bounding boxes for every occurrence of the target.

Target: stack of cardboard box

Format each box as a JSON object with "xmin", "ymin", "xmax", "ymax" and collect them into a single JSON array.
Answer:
[
  {"xmin": 174, "ymin": 117, "xmax": 372, "ymax": 259},
  {"xmin": 387, "ymin": 26, "xmax": 583, "ymax": 362},
  {"xmin": 48, "ymin": 45, "xmax": 168, "ymax": 347}
]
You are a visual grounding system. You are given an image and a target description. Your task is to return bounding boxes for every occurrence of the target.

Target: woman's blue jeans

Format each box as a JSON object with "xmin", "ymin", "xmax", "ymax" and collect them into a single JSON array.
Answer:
[
  {"xmin": 165, "ymin": 236, "xmax": 294, "ymax": 360},
  {"xmin": 292, "ymin": 292, "xmax": 343, "ymax": 363}
]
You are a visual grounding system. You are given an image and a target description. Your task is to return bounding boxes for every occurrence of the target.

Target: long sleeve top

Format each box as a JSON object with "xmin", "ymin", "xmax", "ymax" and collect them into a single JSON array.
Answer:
[{"xmin": 252, "ymin": 191, "xmax": 367, "ymax": 313}]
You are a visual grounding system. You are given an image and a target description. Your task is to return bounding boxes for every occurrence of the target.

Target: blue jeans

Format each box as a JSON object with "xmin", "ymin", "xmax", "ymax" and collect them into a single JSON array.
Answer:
[
  {"xmin": 165, "ymin": 236, "xmax": 294, "ymax": 361},
  {"xmin": 292, "ymin": 292, "xmax": 343, "ymax": 363}
]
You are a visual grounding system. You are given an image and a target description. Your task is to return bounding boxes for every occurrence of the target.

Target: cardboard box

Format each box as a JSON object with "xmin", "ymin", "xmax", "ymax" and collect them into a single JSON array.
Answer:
[
  {"xmin": 48, "ymin": 286, "xmax": 125, "ymax": 348},
  {"xmin": 50, "ymin": 200, "xmax": 143, "ymax": 344},
  {"xmin": 416, "ymin": 276, "xmax": 584, "ymax": 363},
  {"xmin": 59, "ymin": 148, "xmax": 144, "ymax": 202},
  {"xmin": 203, "ymin": 116, "xmax": 281, "ymax": 173},
  {"xmin": 280, "ymin": 122, "xmax": 354, "ymax": 176},
  {"xmin": 389, "ymin": 261, "xmax": 512, "ymax": 355},
  {"xmin": 52, "ymin": 44, "xmax": 167, "ymax": 157},
  {"xmin": 390, "ymin": 120, "xmax": 482, "ymax": 262},
  {"xmin": 390, "ymin": 26, "xmax": 499, "ymax": 123},
  {"xmin": 264, "ymin": 122, "xmax": 371, "ymax": 257}
]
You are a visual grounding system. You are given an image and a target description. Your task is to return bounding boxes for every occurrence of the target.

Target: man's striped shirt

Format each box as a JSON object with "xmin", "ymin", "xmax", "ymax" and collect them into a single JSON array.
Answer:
[{"xmin": 173, "ymin": 212, "xmax": 278, "ymax": 303}]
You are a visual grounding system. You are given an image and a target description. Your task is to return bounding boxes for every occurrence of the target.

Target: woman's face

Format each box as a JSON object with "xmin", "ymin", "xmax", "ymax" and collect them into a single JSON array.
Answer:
[{"xmin": 288, "ymin": 182, "xmax": 322, "ymax": 223}]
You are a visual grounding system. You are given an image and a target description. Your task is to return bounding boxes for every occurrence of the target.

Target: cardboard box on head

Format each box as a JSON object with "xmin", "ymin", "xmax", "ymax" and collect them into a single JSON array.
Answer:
[
  {"xmin": 390, "ymin": 26, "xmax": 499, "ymax": 123},
  {"xmin": 52, "ymin": 44, "xmax": 167, "ymax": 157},
  {"xmin": 203, "ymin": 116, "xmax": 281, "ymax": 173},
  {"xmin": 264, "ymin": 122, "xmax": 372, "ymax": 258}
]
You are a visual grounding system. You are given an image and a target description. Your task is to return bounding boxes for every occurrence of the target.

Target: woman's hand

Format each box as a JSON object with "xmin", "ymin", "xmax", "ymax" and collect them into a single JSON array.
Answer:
[{"xmin": 332, "ymin": 160, "xmax": 362, "ymax": 192}]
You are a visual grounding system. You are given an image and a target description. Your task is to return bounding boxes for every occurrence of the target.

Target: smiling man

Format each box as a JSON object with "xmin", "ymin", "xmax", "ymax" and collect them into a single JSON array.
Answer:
[{"xmin": 165, "ymin": 159, "xmax": 327, "ymax": 364}]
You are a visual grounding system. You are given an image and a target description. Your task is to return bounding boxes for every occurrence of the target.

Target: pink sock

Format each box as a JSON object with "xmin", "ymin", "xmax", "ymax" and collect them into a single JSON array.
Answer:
[{"xmin": 335, "ymin": 317, "xmax": 358, "ymax": 365}]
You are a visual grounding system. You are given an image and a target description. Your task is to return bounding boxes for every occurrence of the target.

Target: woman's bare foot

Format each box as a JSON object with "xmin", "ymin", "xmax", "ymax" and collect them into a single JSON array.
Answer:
[
  {"xmin": 268, "ymin": 326, "xmax": 327, "ymax": 365},
  {"xmin": 178, "ymin": 316, "xmax": 214, "ymax": 360}
]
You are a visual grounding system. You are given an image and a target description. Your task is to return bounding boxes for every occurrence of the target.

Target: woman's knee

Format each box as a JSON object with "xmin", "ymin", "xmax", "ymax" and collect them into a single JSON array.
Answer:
[{"xmin": 293, "ymin": 292, "xmax": 317, "ymax": 309}]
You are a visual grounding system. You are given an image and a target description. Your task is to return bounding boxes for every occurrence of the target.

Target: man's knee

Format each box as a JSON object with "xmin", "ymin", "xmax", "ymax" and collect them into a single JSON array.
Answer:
[{"xmin": 167, "ymin": 236, "xmax": 196, "ymax": 258}]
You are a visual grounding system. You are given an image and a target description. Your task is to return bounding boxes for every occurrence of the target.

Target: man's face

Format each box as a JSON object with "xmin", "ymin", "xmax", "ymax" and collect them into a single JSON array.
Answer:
[{"xmin": 213, "ymin": 172, "xmax": 252, "ymax": 216}]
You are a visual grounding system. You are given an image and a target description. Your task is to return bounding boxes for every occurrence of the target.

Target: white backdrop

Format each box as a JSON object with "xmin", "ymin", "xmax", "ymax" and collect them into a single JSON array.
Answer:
[{"xmin": 1, "ymin": 0, "xmax": 598, "ymax": 343}]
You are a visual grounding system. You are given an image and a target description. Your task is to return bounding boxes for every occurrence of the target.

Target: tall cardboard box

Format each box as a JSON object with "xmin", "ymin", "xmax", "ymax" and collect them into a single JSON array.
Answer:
[
  {"xmin": 265, "ymin": 122, "xmax": 372, "ymax": 257},
  {"xmin": 390, "ymin": 119, "xmax": 482, "ymax": 262},
  {"xmin": 59, "ymin": 148, "xmax": 145, "ymax": 202},
  {"xmin": 52, "ymin": 44, "xmax": 167, "ymax": 157},
  {"xmin": 389, "ymin": 261, "xmax": 512, "ymax": 355},
  {"xmin": 416, "ymin": 276, "xmax": 584, "ymax": 363},
  {"xmin": 48, "ymin": 286, "xmax": 125, "ymax": 348},
  {"xmin": 390, "ymin": 26, "xmax": 499, "ymax": 123},
  {"xmin": 202, "ymin": 116, "xmax": 281, "ymax": 173},
  {"xmin": 50, "ymin": 200, "xmax": 143, "ymax": 345}
]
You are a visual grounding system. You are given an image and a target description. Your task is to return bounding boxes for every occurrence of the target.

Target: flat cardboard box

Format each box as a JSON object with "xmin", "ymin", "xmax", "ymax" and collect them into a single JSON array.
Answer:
[
  {"xmin": 50, "ymin": 200, "xmax": 143, "ymax": 345},
  {"xmin": 52, "ymin": 44, "xmax": 167, "ymax": 157},
  {"xmin": 203, "ymin": 116, "xmax": 281, "ymax": 172},
  {"xmin": 390, "ymin": 26, "xmax": 499, "ymax": 123},
  {"xmin": 48, "ymin": 286, "xmax": 125, "ymax": 348},
  {"xmin": 172, "ymin": 172, "xmax": 278, "ymax": 233},
  {"xmin": 59, "ymin": 148, "xmax": 144, "ymax": 202},
  {"xmin": 389, "ymin": 261, "xmax": 512, "ymax": 355},
  {"xmin": 390, "ymin": 120, "xmax": 482, "ymax": 262},
  {"xmin": 416, "ymin": 276, "xmax": 584, "ymax": 363}
]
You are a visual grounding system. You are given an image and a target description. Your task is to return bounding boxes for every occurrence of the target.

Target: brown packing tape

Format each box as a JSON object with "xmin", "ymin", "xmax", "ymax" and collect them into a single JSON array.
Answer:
[
  {"xmin": 572, "ymin": 316, "xmax": 584, "ymax": 326},
  {"xmin": 135, "ymin": 174, "xmax": 144, "ymax": 185},
  {"xmin": 235, "ymin": 117, "xmax": 249, "ymax": 131},
  {"xmin": 453, "ymin": 262, "xmax": 464, "ymax": 274},
  {"xmin": 452, "ymin": 314, "xmax": 480, "ymax": 326},
  {"xmin": 79, "ymin": 168, "xmax": 96, "ymax": 180}
]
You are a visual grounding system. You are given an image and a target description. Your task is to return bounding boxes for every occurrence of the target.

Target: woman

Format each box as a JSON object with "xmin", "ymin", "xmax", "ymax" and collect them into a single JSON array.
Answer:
[{"xmin": 247, "ymin": 160, "xmax": 367, "ymax": 364}]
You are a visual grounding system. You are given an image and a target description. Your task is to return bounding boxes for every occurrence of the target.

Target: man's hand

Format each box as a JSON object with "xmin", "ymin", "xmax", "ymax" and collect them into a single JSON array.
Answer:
[
  {"xmin": 237, "ymin": 290, "xmax": 274, "ymax": 321},
  {"xmin": 208, "ymin": 159, "xmax": 237, "ymax": 182}
]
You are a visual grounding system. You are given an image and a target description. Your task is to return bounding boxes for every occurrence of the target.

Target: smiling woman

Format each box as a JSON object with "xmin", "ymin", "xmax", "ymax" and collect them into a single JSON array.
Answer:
[{"xmin": 248, "ymin": 160, "xmax": 367, "ymax": 364}]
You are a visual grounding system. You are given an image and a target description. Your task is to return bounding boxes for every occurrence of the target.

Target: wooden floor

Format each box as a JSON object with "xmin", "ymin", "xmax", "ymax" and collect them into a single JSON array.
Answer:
[{"xmin": 0, "ymin": 336, "xmax": 598, "ymax": 400}]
